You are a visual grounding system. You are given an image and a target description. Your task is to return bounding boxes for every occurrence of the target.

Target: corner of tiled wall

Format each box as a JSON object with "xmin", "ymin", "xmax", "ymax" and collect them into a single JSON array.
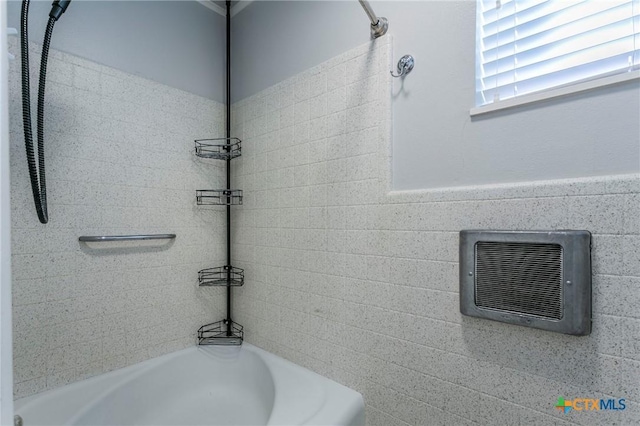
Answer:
[
  {"xmin": 8, "ymin": 28, "xmax": 640, "ymax": 425},
  {"xmin": 9, "ymin": 38, "xmax": 229, "ymax": 398},
  {"xmin": 230, "ymin": 34, "xmax": 640, "ymax": 426}
]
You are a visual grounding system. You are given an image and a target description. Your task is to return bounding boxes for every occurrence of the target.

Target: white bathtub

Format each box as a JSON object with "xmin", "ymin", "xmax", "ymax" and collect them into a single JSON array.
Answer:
[{"xmin": 15, "ymin": 343, "xmax": 364, "ymax": 425}]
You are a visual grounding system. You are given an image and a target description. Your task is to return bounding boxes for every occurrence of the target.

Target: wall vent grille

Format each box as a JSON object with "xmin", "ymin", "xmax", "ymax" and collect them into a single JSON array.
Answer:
[
  {"xmin": 460, "ymin": 231, "xmax": 592, "ymax": 335},
  {"xmin": 475, "ymin": 242, "xmax": 563, "ymax": 320}
]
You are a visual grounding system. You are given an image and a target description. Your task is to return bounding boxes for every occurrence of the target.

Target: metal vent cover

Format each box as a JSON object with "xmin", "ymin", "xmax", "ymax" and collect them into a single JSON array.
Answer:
[{"xmin": 460, "ymin": 231, "xmax": 591, "ymax": 335}]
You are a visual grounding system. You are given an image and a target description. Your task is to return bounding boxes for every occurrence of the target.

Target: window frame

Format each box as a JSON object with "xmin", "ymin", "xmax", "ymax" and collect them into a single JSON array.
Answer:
[{"xmin": 472, "ymin": 0, "xmax": 640, "ymax": 116}]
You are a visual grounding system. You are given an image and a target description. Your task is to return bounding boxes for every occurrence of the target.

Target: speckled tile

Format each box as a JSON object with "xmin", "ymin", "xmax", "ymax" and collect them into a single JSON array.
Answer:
[
  {"xmin": 9, "ymin": 44, "xmax": 226, "ymax": 397},
  {"xmin": 230, "ymin": 38, "xmax": 639, "ymax": 426},
  {"xmin": 622, "ymin": 235, "xmax": 640, "ymax": 276},
  {"xmin": 591, "ymin": 235, "xmax": 625, "ymax": 275},
  {"xmin": 593, "ymin": 275, "xmax": 640, "ymax": 319},
  {"xmin": 13, "ymin": 35, "xmax": 638, "ymax": 424}
]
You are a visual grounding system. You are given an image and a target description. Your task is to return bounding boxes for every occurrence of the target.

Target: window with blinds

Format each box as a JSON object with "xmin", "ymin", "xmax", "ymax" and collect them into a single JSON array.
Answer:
[{"xmin": 476, "ymin": 0, "xmax": 640, "ymax": 106}]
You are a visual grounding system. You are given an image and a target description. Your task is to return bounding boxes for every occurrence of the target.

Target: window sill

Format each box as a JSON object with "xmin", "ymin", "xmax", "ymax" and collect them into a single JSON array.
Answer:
[{"xmin": 470, "ymin": 71, "xmax": 640, "ymax": 117}]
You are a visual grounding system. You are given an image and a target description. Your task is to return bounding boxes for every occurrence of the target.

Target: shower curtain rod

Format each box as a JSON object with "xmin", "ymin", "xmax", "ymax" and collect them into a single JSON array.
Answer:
[{"xmin": 358, "ymin": 0, "xmax": 388, "ymax": 38}]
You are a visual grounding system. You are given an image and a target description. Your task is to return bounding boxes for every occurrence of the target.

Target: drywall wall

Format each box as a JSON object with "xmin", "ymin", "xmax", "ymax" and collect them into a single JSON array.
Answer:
[
  {"xmin": 230, "ymin": 37, "xmax": 640, "ymax": 425},
  {"xmin": 231, "ymin": 1, "xmax": 640, "ymax": 190},
  {"xmin": 6, "ymin": 0, "xmax": 226, "ymax": 102},
  {"xmin": 230, "ymin": 0, "xmax": 371, "ymax": 101},
  {"xmin": 8, "ymin": 39, "xmax": 228, "ymax": 398}
]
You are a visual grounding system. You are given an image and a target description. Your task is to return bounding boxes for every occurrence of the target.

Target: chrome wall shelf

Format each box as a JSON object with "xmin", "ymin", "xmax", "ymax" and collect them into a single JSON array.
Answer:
[
  {"xmin": 196, "ymin": 189, "xmax": 243, "ymax": 206},
  {"xmin": 199, "ymin": 265, "xmax": 244, "ymax": 287},
  {"xmin": 195, "ymin": 138, "xmax": 241, "ymax": 160},
  {"xmin": 198, "ymin": 319, "xmax": 243, "ymax": 346}
]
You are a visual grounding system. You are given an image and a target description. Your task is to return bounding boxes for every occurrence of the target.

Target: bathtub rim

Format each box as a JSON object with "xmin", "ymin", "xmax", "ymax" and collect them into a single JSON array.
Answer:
[{"xmin": 14, "ymin": 342, "xmax": 364, "ymax": 426}]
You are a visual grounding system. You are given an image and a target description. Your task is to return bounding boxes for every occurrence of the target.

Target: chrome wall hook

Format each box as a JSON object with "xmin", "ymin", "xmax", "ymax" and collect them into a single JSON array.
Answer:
[{"xmin": 391, "ymin": 54, "xmax": 414, "ymax": 78}]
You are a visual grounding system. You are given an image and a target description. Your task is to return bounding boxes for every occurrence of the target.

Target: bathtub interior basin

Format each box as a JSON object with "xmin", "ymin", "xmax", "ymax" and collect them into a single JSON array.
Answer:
[
  {"xmin": 72, "ymin": 346, "xmax": 276, "ymax": 426},
  {"xmin": 15, "ymin": 343, "xmax": 364, "ymax": 426}
]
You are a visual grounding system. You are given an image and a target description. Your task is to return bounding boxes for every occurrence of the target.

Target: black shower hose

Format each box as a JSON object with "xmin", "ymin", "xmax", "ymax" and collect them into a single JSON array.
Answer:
[{"xmin": 20, "ymin": 0, "xmax": 56, "ymax": 224}]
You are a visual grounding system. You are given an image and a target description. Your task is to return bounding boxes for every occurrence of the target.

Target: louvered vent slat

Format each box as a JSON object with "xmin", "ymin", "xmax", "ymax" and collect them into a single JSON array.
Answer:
[{"xmin": 475, "ymin": 242, "xmax": 563, "ymax": 320}]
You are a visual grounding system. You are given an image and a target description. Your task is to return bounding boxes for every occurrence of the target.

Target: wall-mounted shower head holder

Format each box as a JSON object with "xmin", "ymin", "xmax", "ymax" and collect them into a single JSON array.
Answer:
[{"xmin": 391, "ymin": 54, "xmax": 414, "ymax": 78}]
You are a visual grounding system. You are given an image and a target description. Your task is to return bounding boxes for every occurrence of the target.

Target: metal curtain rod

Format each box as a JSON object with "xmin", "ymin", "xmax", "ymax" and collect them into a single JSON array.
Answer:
[
  {"xmin": 78, "ymin": 234, "xmax": 176, "ymax": 242},
  {"xmin": 358, "ymin": 0, "xmax": 388, "ymax": 38}
]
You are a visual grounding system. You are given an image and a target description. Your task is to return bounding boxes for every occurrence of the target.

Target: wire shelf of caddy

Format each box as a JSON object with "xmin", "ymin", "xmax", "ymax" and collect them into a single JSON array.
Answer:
[
  {"xmin": 198, "ymin": 319, "xmax": 244, "ymax": 346},
  {"xmin": 198, "ymin": 265, "xmax": 244, "ymax": 287},
  {"xmin": 196, "ymin": 189, "xmax": 243, "ymax": 206},
  {"xmin": 194, "ymin": 138, "xmax": 242, "ymax": 160}
]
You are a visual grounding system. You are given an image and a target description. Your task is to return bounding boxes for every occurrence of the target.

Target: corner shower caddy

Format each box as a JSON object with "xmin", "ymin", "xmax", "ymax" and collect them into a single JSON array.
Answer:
[
  {"xmin": 194, "ymin": 137, "xmax": 245, "ymax": 345},
  {"xmin": 194, "ymin": 137, "xmax": 244, "ymax": 344},
  {"xmin": 194, "ymin": 1, "xmax": 244, "ymax": 346}
]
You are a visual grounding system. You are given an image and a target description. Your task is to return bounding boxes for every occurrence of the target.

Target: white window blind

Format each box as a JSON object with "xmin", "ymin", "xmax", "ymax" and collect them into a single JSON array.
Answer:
[{"xmin": 476, "ymin": 0, "xmax": 640, "ymax": 106}]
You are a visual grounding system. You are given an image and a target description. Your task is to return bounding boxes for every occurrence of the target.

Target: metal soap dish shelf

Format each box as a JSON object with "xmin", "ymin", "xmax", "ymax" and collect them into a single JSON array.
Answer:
[
  {"xmin": 198, "ymin": 265, "xmax": 244, "ymax": 287},
  {"xmin": 195, "ymin": 138, "xmax": 241, "ymax": 160},
  {"xmin": 198, "ymin": 319, "xmax": 243, "ymax": 345},
  {"xmin": 196, "ymin": 189, "xmax": 243, "ymax": 206}
]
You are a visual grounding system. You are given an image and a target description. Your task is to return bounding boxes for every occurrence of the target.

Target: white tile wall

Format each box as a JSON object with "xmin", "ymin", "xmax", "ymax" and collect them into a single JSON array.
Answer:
[
  {"xmin": 231, "ymin": 36, "xmax": 640, "ymax": 425},
  {"xmin": 9, "ymin": 39, "xmax": 228, "ymax": 398}
]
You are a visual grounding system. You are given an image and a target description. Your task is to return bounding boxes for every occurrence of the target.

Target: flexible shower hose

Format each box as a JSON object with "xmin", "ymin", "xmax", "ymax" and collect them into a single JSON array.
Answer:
[{"xmin": 20, "ymin": 0, "xmax": 57, "ymax": 224}]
